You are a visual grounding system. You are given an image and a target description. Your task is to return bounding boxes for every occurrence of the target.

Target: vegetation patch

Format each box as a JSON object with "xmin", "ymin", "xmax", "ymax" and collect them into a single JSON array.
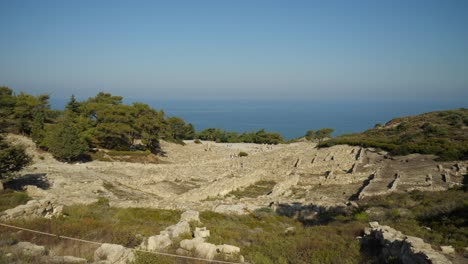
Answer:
[
  {"xmin": 359, "ymin": 187, "xmax": 468, "ymax": 250},
  {"xmin": 228, "ymin": 180, "xmax": 276, "ymax": 198},
  {"xmin": 0, "ymin": 190, "xmax": 30, "ymax": 212},
  {"xmin": 319, "ymin": 109, "xmax": 468, "ymax": 161}
]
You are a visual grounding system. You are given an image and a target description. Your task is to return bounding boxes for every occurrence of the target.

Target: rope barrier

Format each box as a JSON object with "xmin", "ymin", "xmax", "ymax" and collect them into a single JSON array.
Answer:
[{"xmin": 0, "ymin": 222, "xmax": 245, "ymax": 264}]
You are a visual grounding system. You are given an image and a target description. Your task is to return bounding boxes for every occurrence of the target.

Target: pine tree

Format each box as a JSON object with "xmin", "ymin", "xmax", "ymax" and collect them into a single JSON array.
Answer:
[
  {"xmin": 65, "ymin": 94, "xmax": 80, "ymax": 114},
  {"xmin": 0, "ymin": 134, "xmax": 32, "ymax": 190},
  {"xmin": 45, "ymin": 117, "xmax": 88, "ymax": 162}
]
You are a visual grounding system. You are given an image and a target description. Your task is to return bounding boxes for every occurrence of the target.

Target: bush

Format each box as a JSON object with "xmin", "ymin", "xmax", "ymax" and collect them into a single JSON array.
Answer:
[
  {"xmin": 44, "ymin": 117, "xmax": 88, "ymax": 162},
  {"xmin": 238, "ymin": 151, "xmax": 248, "ymax": 157},
  {"xmin": 194, "ymin": 139, "xmax": 202, "ymax": 144}
]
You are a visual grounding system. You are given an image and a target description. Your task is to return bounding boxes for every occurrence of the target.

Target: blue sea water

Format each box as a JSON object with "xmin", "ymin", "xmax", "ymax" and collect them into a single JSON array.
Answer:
[{"xmin": 51, "ymin": 98, "xmax": 467, "ymax": 140}]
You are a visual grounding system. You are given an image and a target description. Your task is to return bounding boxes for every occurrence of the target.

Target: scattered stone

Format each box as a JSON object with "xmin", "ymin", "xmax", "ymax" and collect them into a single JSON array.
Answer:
[
  {"xmin": 440, "ymin": 245, "xmax": 455, "ymax": 254},
  {"xmin": 284, "ymin": 227, "xmax": 296, "ymax": 235},
  {"xmin": 194, "ymin": 227, "xmax": 210, "ymax": 238},
  {"xmin": 0, "ymin": 199, "xmax": 63, "ymax": 221},
  {"xmin": 180, "ymin": 237, "xmax": 205, "ymax": 251},
  {"xmin": 165, "ymin": 221, "xmax": 190, "ymax": 238},
  {"xmin": 217, "ymin": 244, "xmax": 240, "ymax": 254},
  {"xmin": 12, "ymin": 242, "xmax": 47, "ymax": 257},
  {"xmin": 145, "ymin": 234, "xmax": 172, "ymax": 251},
  {"xmin": 141, "ymin": 210, "xmax": 198, "ymax": 251},
  {"xmin": 195, "ymin": 242, "xmax": 218, "ymax": 260},
  {"xmin": 94, "ymin": 243, "xmax": 135, "ymax": 264}
]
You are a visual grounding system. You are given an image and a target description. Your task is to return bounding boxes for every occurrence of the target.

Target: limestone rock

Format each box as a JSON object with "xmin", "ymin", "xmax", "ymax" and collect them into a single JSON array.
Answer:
[
  {"xmin": 194, "ymin": 227, "xmax": 210, "ymax": 238},
  {"xmin": 141, "ymin": 211, "xmax": 198, "ymax": 251},
  {"xmin": 0, "ymin": 199, "xmax": 63, "ymax": 221},
  {"xmin": 270, "ymin": 174, "xmax": 299, "ymax": 197},
  {"xmin": 440, "ymin": 245, "xmax": 455, "ymax": 254},
  {"xmin": 94, "ymin": 243, "xmax": 135, "ymax": 264},
  {"xmin": 12, "ymin": 242, "xmax": 47, "ymax": 257},
  {"xmin": 146, "ymin": 234, "xmax": 172, "ymax": 251},
  {"xmin": 180, "ymin": 237, "xmax": 205, "ymax": 251},
  {"xmin": 284, "ymin": 227, "xmax": 296, "ymax": 235},
  {"xmin": 195, "ymin": 242, "xmax": 218, "ymax": 260},
  {"xmin": 362, "ymin": 222, "xmax": 451, "ymax": 264},
  {"xmin": 180, "ymin": 210, "xmax": 200, "ymax": 223},
  {"xmin": 217, "ymin": 244, "xmax": 240, "ymax": 254},
  {"xmin": 166, "ymin": 221, "xmax": 190, "ymax": 238}
]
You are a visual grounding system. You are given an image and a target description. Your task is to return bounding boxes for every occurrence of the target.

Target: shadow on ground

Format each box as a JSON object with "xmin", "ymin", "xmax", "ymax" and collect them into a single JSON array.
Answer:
[{"xmin": 4, "ymin": 173, "xmax": 50, "ymax": 190}]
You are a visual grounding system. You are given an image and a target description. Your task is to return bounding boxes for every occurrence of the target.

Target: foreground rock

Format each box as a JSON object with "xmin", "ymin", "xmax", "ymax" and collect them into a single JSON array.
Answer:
[
  {"xmin": 94, "ymin": 243, "xmax": 135, "ymax": 264},
  {"xmin": 362, "ymin": 222, "xmax": 451, "ymax": 264},
  {"xmin": 0, "ymin": 199, "xmax": 63, "ymax": 221},
  {"xmin": 139, "ymin": 210, "xmax": 198, "ymax": 251},
  {"xmin": 140, "ymin": 210, "xmax": 244, "ymax": 262},
  {"xmin": 6, "ymin": 241, "xmax": 86, "ymax": 264}
]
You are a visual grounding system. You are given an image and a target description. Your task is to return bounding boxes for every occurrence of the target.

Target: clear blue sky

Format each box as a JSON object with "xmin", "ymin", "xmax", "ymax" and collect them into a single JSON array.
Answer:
[{"xmin": 1, "ymin": 0, "xmax": 467, "ymax": 100}]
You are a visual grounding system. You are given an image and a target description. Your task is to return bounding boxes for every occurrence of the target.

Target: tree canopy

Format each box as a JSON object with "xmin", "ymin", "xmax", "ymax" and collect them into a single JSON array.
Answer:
[{"xmin": 0, "ymin": 87, "xmax": 288, "ymax": 163}]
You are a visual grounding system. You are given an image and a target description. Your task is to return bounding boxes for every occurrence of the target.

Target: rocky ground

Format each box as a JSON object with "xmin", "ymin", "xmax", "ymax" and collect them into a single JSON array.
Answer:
[
  {"xmin": 2, "ymin": 134, "xmax": 467, "ymax": 263},
  {"xmin": 5, "ymin": 134, "xmax": 466, "ymax": 215}
]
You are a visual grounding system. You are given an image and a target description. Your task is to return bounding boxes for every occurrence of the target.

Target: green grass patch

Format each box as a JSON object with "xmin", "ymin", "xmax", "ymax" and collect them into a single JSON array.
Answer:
[
  {"xmin": 360, "ymin": 187, "xmax": 468, "ymax": 250},
  {"xmin": 0, "ymin": 190, "xmax": 30, "ymax": 212},
  {"xmin": 228, "ymin": 180, "xmax": 276, "ymax": 198}
]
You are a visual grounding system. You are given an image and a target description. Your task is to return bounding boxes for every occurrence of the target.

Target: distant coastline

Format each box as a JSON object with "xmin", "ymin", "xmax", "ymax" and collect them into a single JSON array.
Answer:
[{"xmin": 50, "ymin": 98, "xmax": 467, "ymax": 140}]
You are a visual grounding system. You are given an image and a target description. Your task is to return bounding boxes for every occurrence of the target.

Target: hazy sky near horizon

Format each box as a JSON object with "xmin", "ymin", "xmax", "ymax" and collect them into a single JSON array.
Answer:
[{"xmin": 1, "ymin": 0, "xmax": 467, "ymax": 100}]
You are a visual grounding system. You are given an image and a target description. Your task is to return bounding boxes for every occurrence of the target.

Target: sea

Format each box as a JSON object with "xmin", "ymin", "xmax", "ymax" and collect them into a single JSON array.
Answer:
[{"xmin": 51, "ymin": 98, "xmax": 467, "ymax": 140}]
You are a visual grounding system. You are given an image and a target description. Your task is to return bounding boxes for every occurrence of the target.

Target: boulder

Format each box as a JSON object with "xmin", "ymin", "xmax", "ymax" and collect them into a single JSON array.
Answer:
[
  {"xmin": 180, "ymin": 210, "xmax": 201, "ymax": 223},
  {"xmin": 195, "ymin": 242, "xmax": 218, "ymax": 260},
  {"xmin": 12, "ymin": 242, "xmax": 47, "ymax": 257},
  {"xmin": 146, "ymin": 234, "xmax": 172, "ymax": 251},
  {"xmin": 440, "ymin": 245, "xmax": 455, "ymax": 254},
  {"xmin": 217, "ymin": 244, "xmax": 240, "ymax": 254},
  {"xmin": 194, "ymin": 227, "xmax": 210, "ymax": 238},
  {"xmin": 0, "ymin": 199, "xmax": 63, "ymax": 221},
  {"xmin": 180, "ymin": 237, "xmax": 205, "ymax": 251},
  {"xmin": 362, "ymin": 222, "xmax": 451, "ymax": 264},
  {"xmin": 166, "ymin": 221, "xmax": 190, "ymax": 238},
  {"xmin": 94, "ymin": 243, "xmax": 135, "ymax": 264}
]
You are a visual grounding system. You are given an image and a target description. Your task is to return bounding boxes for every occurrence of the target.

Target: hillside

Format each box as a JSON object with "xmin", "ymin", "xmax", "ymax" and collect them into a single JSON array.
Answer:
[{"xmin": 319, "ymin": 108, "xmax": 468, "ymax": 161}]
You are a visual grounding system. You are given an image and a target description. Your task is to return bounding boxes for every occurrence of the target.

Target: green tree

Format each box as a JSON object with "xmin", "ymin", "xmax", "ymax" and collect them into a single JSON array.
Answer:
[
  {"xmin": 30, "ymin": 94, "xmax": 51, "ymax": 144},
  {"xmin": 0, "ymin": 87, "xmax": 17, "ymax": 131},
  {"xmin": 316, "ymin": 128, "xmax": 334, "ymax": 142},
  {"xmin": 44, "ymin": 117, "xmax": 89, "ymax": 162},
  {"xmin": 65, "ymin": 94, "xmax": 81, "ymax": 114},
  {"xmin": 13, "ymin": 93, "xmax": 37, "ymax": 134},
  {"xmin": 197, "ymin": 128, "xmax": 223, "ymax": 141},
  {"xmin": 133, "ymin": 103, "xmax": 165, "ymax": 154},
  {"xmin": 166, "ymin": 117, "xmax": 195, "ymax": 141},
  {"xmin": 184, "ymin": 123, "xmax": 196, "ymax": 140},
  {"xmin": 305, "ymin": 130, "xmax": 315, "ymax": 141},
  {"xmin": 0, "ymin": 134, "xmax": 32, "ymax": 190}
]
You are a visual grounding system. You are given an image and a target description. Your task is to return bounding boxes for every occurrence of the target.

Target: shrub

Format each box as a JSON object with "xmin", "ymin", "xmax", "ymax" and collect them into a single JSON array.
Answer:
[
  {"xmin": 193, "ymin": 139, "xmax": 202, "ymax": 144},
  {"xmin": 238, "ymin": 151, "xmax": 248, "ymax": 157}
]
